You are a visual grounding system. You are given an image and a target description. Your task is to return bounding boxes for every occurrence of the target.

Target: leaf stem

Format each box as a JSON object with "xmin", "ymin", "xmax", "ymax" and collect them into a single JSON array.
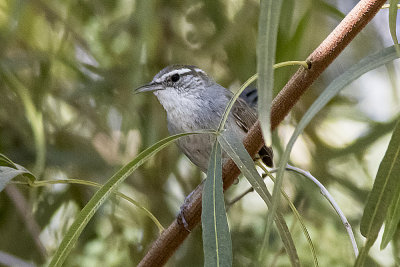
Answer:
[
  {"xmin": 217, "ymin": 60, "xmax": 309, "ymax": 132},
  {"xmin": 285, "ymin": 164, "xmax": 359, "ymax": 257},
  {"xmin": 12, "ymin": 179, "xmax": 165, "ymax": 233}
]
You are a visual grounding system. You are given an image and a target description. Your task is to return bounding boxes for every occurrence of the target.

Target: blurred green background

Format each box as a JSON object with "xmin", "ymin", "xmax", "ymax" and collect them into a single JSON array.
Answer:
[{"xmin": 0, "ymin": 0, "xmax": 399, "ymax": 266}]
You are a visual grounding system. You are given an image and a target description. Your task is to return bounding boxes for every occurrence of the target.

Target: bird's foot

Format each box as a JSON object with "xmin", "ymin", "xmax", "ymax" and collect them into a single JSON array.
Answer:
[{"xmin": 177, "ymin": 190, "xmax": 194, "ymax": 232}]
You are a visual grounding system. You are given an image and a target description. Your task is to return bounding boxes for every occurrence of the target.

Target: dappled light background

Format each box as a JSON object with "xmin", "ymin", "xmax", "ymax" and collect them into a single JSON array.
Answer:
[{"xmin": 0, "ymin": 0, "xmax": 399, "ymax": 266}]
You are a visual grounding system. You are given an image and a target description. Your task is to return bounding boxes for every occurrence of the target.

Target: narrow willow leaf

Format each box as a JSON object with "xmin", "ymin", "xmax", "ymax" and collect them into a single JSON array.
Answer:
[
  {"xmin": 0, "ymin": 153, "xmax": 17, "ymax": 168},
  {"xmin": 354, "ymin": 239, "xmax": 375, "ymax": 267},
  {"xmin": 261, "ymin": 46, "xmax": 399, "ymax": 266},
  {"xmin": 381, "ymin": 178, "xmax": 400, "ymax": 249},
  {"xmin": 218, "ymin": 130, "xmax": 267, "ymax": 199},
  {"xmin": 257, "ymin": 0, "xmax": 283, "ymax": 147},
  {"xmin": 0, "ymin": 167, "xmax": 31, "ymax": 192},
  {"xmin": 49, "ymin": 131, "xmax": 214, "ymax": 267},
  {"xmin": 0, "ymin": 154, "xmax": 36, "ymax": 191},
  {"xmin": 388, "ymin": 0, "xmax": 400, "ymax": 55},
  {"xmin": 360, "ymin": 119, "xmax": 400, "ymax": 244},
  {"xmin": 218, "ymin": 130, "xmax": 299, "ymax": 266},
  {"xmin": 0, "ymin": 67, "xmax": 46, "ymax": 175},
  {"xmin": 258, "ymin": 164, "xmax": 318, "ymax": 266},
  {"xmin": 28, "ymin": 178, "xmax": 165, "ymax": 233},
  {"xmin": 202, "ymin": 140, "xmax": 232, "ymax": 267}
]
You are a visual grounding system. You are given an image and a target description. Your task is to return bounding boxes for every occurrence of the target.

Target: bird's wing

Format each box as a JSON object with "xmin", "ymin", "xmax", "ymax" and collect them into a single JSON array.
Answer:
[
  {"xmin": 232, "ymin": 98, "xmax": 258, "ymax": 132},
  {"xmin": 232, "ymin": 97, "xmax": 274, "ymax": 167}
]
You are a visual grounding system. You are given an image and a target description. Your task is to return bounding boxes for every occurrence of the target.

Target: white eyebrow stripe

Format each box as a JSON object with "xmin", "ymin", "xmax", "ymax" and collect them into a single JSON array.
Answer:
[
  {"xmin": 155, "ymin": 68, "xmax": 192, "ymax": 83},
  {"xmin": 194, "ymin": 68, "xmax": 206, "ymax": 74}
]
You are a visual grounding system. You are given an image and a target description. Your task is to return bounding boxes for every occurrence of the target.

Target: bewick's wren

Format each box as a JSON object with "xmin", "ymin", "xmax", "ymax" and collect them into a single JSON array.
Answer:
[{"xmin": 135, "ymin": 65, "xmax": 273, "ymax": 172}]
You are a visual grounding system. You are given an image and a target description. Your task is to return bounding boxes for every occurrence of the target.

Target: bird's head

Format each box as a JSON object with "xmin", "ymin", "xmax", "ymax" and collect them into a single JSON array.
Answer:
[{"xmin": 135, "ymin": 65, "xmax": 212, "ymax": 97}]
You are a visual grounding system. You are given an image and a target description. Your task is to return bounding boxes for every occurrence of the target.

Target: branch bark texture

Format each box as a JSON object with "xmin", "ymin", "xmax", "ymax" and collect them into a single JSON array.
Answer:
[{"xmin": 138, "ymin": 0, "xmax": 386, "ymax": 266}]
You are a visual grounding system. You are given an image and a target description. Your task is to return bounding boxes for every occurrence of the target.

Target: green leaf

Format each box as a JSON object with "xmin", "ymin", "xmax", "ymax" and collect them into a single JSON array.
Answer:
[
  {"xmin": 218, "ymin": 130, "xmax": 268, "ymax": 200},
  {"xmin": 202, "ymin": 140, "xmax": 232, "ymax": 267},
  {"xmin": 259, "ymin": 46, "xmax": 399, "ymax": 267},
  {"xmin": 49, "ymin": 131, "xmax": 214, "ymax": 267},
  {"xmin": 0, "ymin": 67, "xmax": 46, "ymax": 175},
  {"xmin": 258, "ymin": 164, "xmax": 319, "ymax": 266},
  {"xmin": 388, "ymin": 0, "xmax": 400, "ymax": 55},
  {"xmin": 257, "ymin": 0, "xmax": 283, "ymax": 147},
  {"xmin": 0, "ymin": 167, "xmax": 31, "ymax": 192},
  {"xmin": 28, "ymin": 178, "xmax": 166, "ymax": 233},
  {"xmin": 381, "ymin": 175, "xmax": 400, "ymax": 249},
  {"xmin": 218, "ymin": 130, "xmax": 299, "ymax": 266},
  {"xmin": 361, "ymin": 119, "xmax": 400, "ymax": 245},
  {"xmin": 0, "ymin": 153, "xmax": 17, "ymax": 168},
  {"xmin": 0, "ymin": 153, "xmax": 36, "ymax": 192}
]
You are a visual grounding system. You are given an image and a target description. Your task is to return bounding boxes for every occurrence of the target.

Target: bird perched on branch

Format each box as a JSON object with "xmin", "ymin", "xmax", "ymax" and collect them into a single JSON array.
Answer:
[{"xmin": 135, "ymin": 65, "xmax": 273, "ymax": 171}]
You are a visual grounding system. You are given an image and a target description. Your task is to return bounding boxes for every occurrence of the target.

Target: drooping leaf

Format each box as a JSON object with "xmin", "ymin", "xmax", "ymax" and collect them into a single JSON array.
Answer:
[
  {"xmin": 49, "ymin": 131, "xmax": 214, "ymax": 267},
  {"xmin": 218, "ymin": 130, "xmax": 299, "ymax": 266},
  {"xmin": 257, "ymin": 0, "xmax": 283, "ymax": 147},
  {"xmin": 29, "ymin": 178, "xmax": 166, "ymax": 233},
  {"xmin": 0, "ymin": 167, "xmax": 32, "ymax": 192},
  {"xmin": 259, "ymin": 45, "xmax": 399, "ymax": 267},
  {"xmin": 388, "ymin": 0, "xmax": 400, "ymax": 55},
  {"xmin": 202, "ymin": 140, "xmax": 232, "ymax": 267},
  {"xmin": 0, "ymin": 67, "xmax": 46, "ymax": 175},
  {"xmin": 0, "ymin": 153, "xmax": 36, "ymax": 192},
  {"xmin": 360, "ymin": 119, "xmax": 400, "ymax": 245},
  {"xmin": 0, "ymin": 153, "xmax": 17, "ymax": 168},
  {"xmin": 381, "ymin": 174, "xmax": 400, "ymax": 249},
  {"xmin": 259, "ymin": 164, "xmax": 318, "ymax": 266}
]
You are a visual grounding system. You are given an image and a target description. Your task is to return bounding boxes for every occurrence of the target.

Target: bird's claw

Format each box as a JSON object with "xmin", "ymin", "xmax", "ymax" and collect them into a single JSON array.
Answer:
[
  {"xmin": 177, "ymin": 191, "xmax": 195, "ymax": 232},
  {"xmin": 177, "ymin": 207, "xmax": 191, "ymax": 232}
]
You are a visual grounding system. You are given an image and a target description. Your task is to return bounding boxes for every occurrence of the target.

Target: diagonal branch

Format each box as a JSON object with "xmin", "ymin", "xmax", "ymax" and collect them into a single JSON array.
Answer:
[{"xmin": 138, "ymin": 0, "xmax": 387, "ymax": 266}]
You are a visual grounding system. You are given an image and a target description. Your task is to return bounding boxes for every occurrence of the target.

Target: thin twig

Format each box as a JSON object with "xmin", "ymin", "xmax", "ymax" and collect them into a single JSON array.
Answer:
[
  {"xmin": 13, "ymin": 179, "xmax": 165, "ymax": 233},
  {"xmin": 232, "ymin": 163, "xmax": 358, "ymax": 260},
  {"xmin": 229, "ymin": 165, "xmax": 359, "ymax": 257},
  {"xmin": 226, "ymin": 181, "xmax": 256, "ymax": 208},
  {"xmin": 257, "ymin": 163, "xmax": 319, "ymax": 266},
  {"xmin": 138, "ymin": 1, "xmax": 386, "ymax": 265},
  {"xmin": 285, "ymin": 164, "xmax": 359, "ymax": 257},
  {"xmin": 227, "ymin": 170, "xmax": 273, "ymax": 208}
]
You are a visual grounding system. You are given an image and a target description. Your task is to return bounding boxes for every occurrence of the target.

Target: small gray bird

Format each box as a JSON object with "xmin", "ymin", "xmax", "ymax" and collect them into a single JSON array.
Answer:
[{"xmin": 135, "ymin": 65, "xmax": 273, "ymax": 172}]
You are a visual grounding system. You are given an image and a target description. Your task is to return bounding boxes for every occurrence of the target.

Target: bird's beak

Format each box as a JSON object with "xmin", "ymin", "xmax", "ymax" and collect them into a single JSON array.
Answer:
[{"xmin": 134, "ymin": 82, "xmax": 164, "ymax": 94}]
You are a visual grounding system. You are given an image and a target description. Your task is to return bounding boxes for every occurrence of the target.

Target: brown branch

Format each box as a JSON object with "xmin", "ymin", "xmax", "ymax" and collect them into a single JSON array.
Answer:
[{"xmin": 138, "ymin": 0, "xmax": 386, "ymax": 266}]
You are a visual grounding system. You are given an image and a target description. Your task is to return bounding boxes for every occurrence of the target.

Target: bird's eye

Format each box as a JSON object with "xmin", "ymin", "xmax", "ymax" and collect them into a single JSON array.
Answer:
[{"xmin": 170, "ymin": 74, "xmax": 180, "ymax": 82}]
